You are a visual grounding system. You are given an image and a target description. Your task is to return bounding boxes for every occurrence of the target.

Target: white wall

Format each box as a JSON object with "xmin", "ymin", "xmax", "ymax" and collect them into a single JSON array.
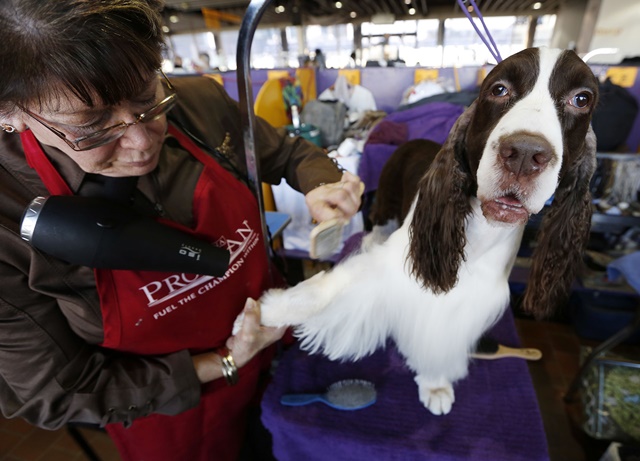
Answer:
[
  {"xmin": 588, "ymin": 0, "xmax": 640, "ymax": 64},
  {"xmin": 550, "ymin": 0, "xmax": 587, "ymax": 50}
]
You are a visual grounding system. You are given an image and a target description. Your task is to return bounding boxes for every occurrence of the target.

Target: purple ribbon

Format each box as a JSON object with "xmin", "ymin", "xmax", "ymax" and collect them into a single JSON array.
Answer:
[{"xmin": 457, "ymin": 0, "xmax": 503, "ymax": 63}]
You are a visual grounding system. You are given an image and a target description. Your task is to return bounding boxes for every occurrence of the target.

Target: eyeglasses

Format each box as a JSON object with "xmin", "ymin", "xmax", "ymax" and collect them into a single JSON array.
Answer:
[{"xmin": 22, "ymin": 71, "xmax": 177, "ymax": 151}]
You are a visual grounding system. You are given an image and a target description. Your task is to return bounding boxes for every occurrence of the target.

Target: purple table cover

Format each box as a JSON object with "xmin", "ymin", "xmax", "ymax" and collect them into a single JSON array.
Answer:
[{"xmin": 261, "ymin": 308, "xmax": 549, "ymax": 461}]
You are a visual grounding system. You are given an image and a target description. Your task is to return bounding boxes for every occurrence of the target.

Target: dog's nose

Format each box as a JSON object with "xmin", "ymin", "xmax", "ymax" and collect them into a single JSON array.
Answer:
[{"xmin": 499, "ymin": 133, "xmax": 553, "ymax": 176}]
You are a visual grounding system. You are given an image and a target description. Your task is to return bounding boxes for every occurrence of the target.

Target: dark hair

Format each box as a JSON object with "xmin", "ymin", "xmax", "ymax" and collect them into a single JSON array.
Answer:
[{"xmin": 0, "ymin": 0, "xmax": 166, "ymax": 115}]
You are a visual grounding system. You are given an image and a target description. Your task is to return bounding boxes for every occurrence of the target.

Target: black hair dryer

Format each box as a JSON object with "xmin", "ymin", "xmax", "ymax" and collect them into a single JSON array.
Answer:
[{"xmin": 20, "ymin": 196, "xmax": 230, "ymax": 276}]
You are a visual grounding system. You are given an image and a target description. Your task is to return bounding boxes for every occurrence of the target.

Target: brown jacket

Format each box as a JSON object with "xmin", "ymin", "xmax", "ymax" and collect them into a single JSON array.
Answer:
[{"xmin": 0, "ymin": 76, "xmax": 342, "ymax": 429}]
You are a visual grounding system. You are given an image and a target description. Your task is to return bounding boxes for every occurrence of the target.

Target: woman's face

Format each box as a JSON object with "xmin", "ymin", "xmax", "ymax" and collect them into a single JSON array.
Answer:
[{"xmin": 21, "ymin": 74, "xmax": 168, "ymax": 177}]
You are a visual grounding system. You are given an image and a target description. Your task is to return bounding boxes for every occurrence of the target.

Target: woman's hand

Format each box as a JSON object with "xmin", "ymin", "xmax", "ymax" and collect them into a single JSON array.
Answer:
[
  {"xmin": 225, "ymin": 298, "xmax": 286, "ymax": 369},
  {"xmin": 192, "ymin": 298, "xmax": 285, "ymax": 383},
  {"xmin": 305, "ymin": 171, "xmax": 364, "ymax": 223}
]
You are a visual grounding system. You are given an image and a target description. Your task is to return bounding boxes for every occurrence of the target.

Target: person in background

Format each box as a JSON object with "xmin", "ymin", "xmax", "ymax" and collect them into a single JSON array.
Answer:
[
  {"xmin": 302, "ymin": 55, "xmax": 314, "ymax": 67},
  {"xmin": 195, "ymin": 51, "xmax": 218, "ymax": 73},
  {"xmin": 348, "ymin": 50, "xmax": 358, "ymax": 68},
  {"xmin": 313, "ymin": 48, "xmax": 327, "ymax": 69},
  {"xmin": 171, "ymin": 54, "xmax": 187, "ymax": 73},
  {"xmin": 0, "ymin": 1, "xmax": 363, "ymax": 460}
]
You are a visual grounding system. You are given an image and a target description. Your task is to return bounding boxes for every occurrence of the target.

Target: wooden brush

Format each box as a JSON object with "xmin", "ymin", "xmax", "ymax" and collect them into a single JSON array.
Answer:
[
  {"xmin": 309, "ymin": 218, "xmax": 345, "ymax": 260},
  {"xmin": 309, "ymin": 181, "xmax": 366, "ymax": 260},
  {"xmin": 472, "ymin": 336, "xmax": 542, "ymax": 361}
]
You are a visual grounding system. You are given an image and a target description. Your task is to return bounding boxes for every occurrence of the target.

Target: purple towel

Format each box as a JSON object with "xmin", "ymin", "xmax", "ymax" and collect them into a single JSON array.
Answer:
[
  {"xmin": 359, "ymin": 102, "xmax": 466, "ymax": 193},
  {"xmin": 336, "ymin": 232, "xmax": 366, "ymax": 262},
  {"xmin": 261, "ymin": 309, "xmax": 549, "ymax": 461},
  {"xmin": 366, "ymin": 120, "xmax": 409, "ymax": 146}
]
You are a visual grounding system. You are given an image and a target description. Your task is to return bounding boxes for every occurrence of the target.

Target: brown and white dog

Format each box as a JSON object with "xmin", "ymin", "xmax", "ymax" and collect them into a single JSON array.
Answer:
[
  {"xmin": 241, "ymin": 48, "xmax": 599, "ymax": 415},
  {"xmin": 369, "ymin": 138, "xmax": 442, "ymax": 230}
]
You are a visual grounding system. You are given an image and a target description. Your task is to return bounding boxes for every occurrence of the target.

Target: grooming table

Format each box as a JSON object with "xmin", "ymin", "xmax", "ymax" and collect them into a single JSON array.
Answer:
[{"xmin": 261, "ymin": 308, "xmax": 550, "ymax": 461}]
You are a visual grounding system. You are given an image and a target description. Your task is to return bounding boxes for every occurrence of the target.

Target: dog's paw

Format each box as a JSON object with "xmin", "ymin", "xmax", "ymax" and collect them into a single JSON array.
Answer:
[
  {"xmin": 414, "ymin": 376, "xmax": 455, "ymax": 415},
  {"xmin": 231, "ymin": 291, "xmax": 288, "ymax": 335},
  {"xmin": 259, "ymin": 289, "xmax": 291, "ymax": 327}
]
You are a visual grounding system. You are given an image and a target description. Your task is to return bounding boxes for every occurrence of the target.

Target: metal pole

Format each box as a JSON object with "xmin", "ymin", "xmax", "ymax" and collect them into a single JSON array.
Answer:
[{"xmin": 236, "ymin": 0, "xmax": 275, "ymax": 282}]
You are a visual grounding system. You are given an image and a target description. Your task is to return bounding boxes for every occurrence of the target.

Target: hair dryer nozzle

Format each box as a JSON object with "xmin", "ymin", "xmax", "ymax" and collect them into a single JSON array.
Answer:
[{"xmin": 20, "ymin": 196, "xmax": 47, "ymax": 243}]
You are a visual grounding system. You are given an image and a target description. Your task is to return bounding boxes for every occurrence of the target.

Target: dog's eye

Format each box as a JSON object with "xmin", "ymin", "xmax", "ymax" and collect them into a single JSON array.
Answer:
[
  {"xmin": 569, "ymin": 92, "xmax": 591, "ymax": 109},
  {"xmin": 491, "ymin": 84, "xmax": 509, "ymax": 97}
]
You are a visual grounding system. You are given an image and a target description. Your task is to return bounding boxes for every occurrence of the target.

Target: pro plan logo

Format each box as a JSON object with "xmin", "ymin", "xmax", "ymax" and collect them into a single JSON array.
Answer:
[{"xmin": 138, "ymin": 220, "xmax": 260, "ymax": 319}]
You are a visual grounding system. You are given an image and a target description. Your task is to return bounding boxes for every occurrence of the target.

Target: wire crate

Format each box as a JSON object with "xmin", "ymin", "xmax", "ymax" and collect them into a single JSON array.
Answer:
[{"xmin": 580, "ymin": 346, "xmax": 640, "ymax": 443}]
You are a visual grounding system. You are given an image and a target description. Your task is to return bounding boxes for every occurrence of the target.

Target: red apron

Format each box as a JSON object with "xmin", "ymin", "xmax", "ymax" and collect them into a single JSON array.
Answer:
[{"xmin": 21, "ymin": 126, "xmax": 275, "ymax": 461}]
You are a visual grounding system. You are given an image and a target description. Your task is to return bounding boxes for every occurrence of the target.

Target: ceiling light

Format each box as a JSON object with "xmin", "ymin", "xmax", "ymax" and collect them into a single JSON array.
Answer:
[
  {"xmin": 409, "ymin": 7, "xmax": 416, "ymax": 15},
  {"xmin": 533, "ymin": 2, "xmax": 542, "ymax": 9},
  {"xmin": 467, "ymin": 5, "xmax": 474, "ymax": 13},
  {"xmin": 162, "ymin": 25, "xmax": 170, "ymax": 33},
  {"xmin": 404, "ymin": 0, "xmax": 411, "ymax": 4},
  {"xmin": 169, "ymin": 14, "xmax": 179, "ymax": 23},
  {"xmin": 350, "ymin": 11, "xmax": 357, "ymax": 18},
  {"xmin": 275, "ymin": 5, "xmax": 285, "ymax": 13},
  {"xmin": 335, "ymin": 1, "xmax": 343, "ymax": 9}
]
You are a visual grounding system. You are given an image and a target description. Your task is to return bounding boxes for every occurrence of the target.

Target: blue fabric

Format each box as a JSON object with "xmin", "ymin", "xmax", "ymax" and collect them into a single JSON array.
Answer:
[{"xmin": 607, "ymin": 251, "xmax": 640, "ymax": 294}]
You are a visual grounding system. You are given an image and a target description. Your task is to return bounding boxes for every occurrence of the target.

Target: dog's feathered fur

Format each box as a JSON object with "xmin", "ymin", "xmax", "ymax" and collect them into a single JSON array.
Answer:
[{"xmin": 247, "ymin": 48, "xmax": 599, "ymax": 415}]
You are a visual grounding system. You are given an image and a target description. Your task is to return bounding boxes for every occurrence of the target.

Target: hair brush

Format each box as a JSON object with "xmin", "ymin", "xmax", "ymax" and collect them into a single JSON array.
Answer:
[
  {"xmin": 308, "ymin": 181, "xmax": 366, "ymax": 260},
  {"xmin": 280, "ymin": 379, "xmax": 376, "ymax": 410},
  {"xmin": 472, "ymin": 336, "xmax": 542, "ymax": 361}
]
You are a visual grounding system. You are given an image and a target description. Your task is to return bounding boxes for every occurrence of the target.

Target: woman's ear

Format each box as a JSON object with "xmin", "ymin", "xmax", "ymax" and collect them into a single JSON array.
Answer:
[
  {"xmin": 1, "ymin": 111, "xmax": 29, "ymax": 133},
  {"xmin": 408, "ymin": 102, "xmax": 476, "ymax": 294},
  {"xmin": 521, "ymin": 126, "xmax": 597, "ymax": 319}
]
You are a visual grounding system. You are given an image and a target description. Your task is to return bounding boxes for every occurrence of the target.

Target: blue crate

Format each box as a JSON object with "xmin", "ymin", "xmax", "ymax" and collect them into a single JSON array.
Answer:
[{"xmin": 570, "ymin": 290, "xmax": 640, "ymax": 343}]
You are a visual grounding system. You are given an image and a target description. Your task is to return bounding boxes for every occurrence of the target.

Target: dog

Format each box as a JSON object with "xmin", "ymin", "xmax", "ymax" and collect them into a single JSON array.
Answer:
[
  {"xmin": 369, "ymin": 138, "xmax": 442, "ymax": 228},
  {"xmin": 245, "ymin": 48, "xmax": 599, "ymax": 415},
  {"xmin": 365, "ymin": 139, "xmax": 441, "ymax": 246}
]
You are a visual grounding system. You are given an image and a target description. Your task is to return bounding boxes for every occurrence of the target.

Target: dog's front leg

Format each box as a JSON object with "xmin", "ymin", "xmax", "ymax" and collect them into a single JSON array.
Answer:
[
  {"xmin": 414, "ymin": 375, "xmax": 455, "ymax": 415},
  {"xmin": 259, "ymin": 270, "xmax": 333, "ymax": 326},
  {"xmin": 233, "ymin": 268, "xmax": 349, "ymax": 334}
]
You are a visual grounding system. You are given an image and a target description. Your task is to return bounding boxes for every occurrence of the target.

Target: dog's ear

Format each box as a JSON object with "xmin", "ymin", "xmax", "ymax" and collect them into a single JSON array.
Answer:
[
  {"xmin": 522, "ymin": 126, "xmax": 597, "ymax": 319},
  {"xmin": 408, "ymin": 102, "xmax": 476, "ymax": 293}
]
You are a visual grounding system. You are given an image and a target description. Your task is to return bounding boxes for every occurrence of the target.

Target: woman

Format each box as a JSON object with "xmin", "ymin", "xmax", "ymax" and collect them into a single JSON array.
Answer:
[{"xmin": 0, "ymin": 1, "xmax": 363, "ymax": 460}]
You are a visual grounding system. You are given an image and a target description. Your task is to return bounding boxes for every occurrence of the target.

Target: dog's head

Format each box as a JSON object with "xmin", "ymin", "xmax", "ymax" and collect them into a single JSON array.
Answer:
[{"xmin": 409, "ymin": 47, "xmax": 599, "ymax": 316}]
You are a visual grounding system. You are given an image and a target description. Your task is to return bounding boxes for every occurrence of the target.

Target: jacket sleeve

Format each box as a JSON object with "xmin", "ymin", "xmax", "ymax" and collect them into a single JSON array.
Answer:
[
  {"xmin": 0, "ymin": 231, "xmax": 201, "ymax": 430},
  {"xmin": 171, "ymin": 76, "xmax": 344, "ymax": 194}
]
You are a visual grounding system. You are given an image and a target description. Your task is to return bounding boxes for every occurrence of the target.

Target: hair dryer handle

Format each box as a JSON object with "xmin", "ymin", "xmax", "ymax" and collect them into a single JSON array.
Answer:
[{"xmin": 21, "ymin": 196, "xmax": 230, "ymax": 276}]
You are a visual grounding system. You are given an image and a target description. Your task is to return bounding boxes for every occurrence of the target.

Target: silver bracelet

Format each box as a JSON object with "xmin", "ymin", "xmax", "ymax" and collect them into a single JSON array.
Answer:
[{"xmin": 218, "ymin": 348, "xmax": 239, "ymax": 386}]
